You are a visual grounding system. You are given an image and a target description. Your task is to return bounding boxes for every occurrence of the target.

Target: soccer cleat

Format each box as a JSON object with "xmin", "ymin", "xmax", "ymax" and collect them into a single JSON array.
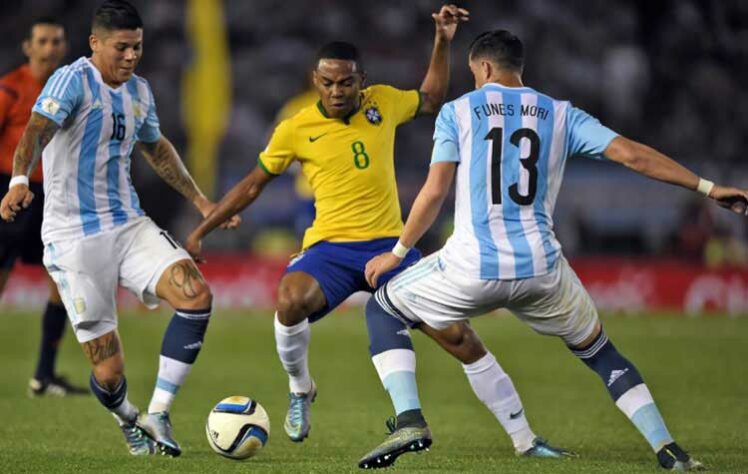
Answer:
[
  {"xmin": 137, "ymin": 412, "xmax": 182, "ymax": 457},
  {"xmin": 358, "ymin": 417, "xmax": 432, "ymax": 469},
  {"xmin": 119, "ymin": 422, "xmax": 157, "ymax": 456},
  {"xmin": 27, "ymin": 375, "xmax": 89, "ymax": 398},
  {"xmin": 284, "ymin": 382, "xmax": 317, "ymax": 442},
  {"xmin": 519, "ymin": 437, "xmax": 577, "ymax": 459},
  {"xmin": 657, "ymin": 442, "xmax": 705, "ymax": 471}
]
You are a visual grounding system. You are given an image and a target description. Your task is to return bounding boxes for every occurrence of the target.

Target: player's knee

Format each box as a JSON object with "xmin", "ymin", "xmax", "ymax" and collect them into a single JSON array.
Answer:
[
  {"xmin": 174, "ymin": 280, "xmax": 213, "ymax": 311},
  {"xmin": 91, "ymin": 359, "xmax": 124, "ymax": 391},
  {"xmin": 443, "ymin": 324, "xmax": 486, "ymax": 364},
  {"xmin": 276, "ymin": 288, "xmax": 313, "ymax": 325}
]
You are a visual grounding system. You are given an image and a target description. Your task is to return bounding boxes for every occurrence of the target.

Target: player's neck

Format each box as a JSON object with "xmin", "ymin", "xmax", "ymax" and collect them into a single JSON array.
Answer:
[
  {"xmin": 89, "ymin": 55, "xmax": 123, "ymax": 88},
  {"xmin": 27, "ymin": 61, "xmax": 53, "ymax": 83},
  {"xmin": 487, "ymin": 71, "xmax": 524, "ymax": 88}
]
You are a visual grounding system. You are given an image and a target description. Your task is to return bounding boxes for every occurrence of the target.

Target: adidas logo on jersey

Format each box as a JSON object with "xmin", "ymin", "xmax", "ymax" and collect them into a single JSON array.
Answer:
[
  {"xmin": 607, "ymin": 368, "xmax": 629, "ymax": 387},
  {"xmin": 184, "ymin": 341, "xmax": 203, "ymax": 350},
  {"xmin": 396, "ymin": 329, "xmax": 410, "ymax": 337}
]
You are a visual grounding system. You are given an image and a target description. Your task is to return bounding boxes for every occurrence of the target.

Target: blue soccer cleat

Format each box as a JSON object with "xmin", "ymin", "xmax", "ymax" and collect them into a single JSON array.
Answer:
[
  {"xmin": 137, "ymin": 412, "xmax": 181, "ymax": 457},
  {"xmin": 119, "ymin": 421, "xmax": 157, "ymax": 456},
  {"xmin": 284, "ymin": 381, "xmax": 317, "ymax": 442},
  {"xmin": 519, "ymin": 437, "xmax": 577, "ymax": 459}
]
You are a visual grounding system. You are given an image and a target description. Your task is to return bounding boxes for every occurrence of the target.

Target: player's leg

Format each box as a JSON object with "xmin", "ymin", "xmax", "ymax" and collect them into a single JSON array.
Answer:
[
  {"xmin": 43, "ymin": 235, "xmax": 156, "ymax": 455},
  {"xmin": 115, "ymin": 220, "xmax": 212, "ymax": 456},
  {"xmin": 137, "ymin": 258, "xmax": 211, "ymax": 457},
  {"xmin": 28, "ymin": 275, "xmax": 88, "ymax": 397},
  {"xmin": 275, "ymin": 270, "xmax": 326, "ymax": 396},
  {"xmin": 275, "ymin": 242, "xmax": 361, "ymax": 442},
  {"xmin": 513, "ymin": 257, "xmax": 702, "ymax": 470}
]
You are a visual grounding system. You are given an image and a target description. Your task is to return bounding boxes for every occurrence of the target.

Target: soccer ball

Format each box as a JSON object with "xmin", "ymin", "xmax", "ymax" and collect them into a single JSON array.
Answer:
[{"xmin": 205, "ymin": 396, "xmax": 270, "ymax": 460}]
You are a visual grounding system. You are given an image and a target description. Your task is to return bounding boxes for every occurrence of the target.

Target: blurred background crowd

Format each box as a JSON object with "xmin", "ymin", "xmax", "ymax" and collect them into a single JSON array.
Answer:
[{"xmin": 3, "ymin": 0, "xmax": 748, "ymax": 265}]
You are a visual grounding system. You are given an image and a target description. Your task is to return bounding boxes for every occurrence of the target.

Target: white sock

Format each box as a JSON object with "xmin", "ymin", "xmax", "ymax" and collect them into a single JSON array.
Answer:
[
  {"xmin": 112, "ymin": 400, "xmax": 139, "ymax": 426},
  {"xmin": 148, "ymin": 356, "xmax": 193, "ymax": 414},
  {"xmin": 274, "ymin": 313, "xmax": 312, "ymax": 393},
  {"xmin": 463, "ymin": 352, "xmax": 536, "ymax": 452}
]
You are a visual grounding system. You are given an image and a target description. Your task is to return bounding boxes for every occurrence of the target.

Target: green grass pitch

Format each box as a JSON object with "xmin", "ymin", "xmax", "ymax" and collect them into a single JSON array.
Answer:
[{"xmin": 0, "ymin": 309, "xmax": 746, "ymax": 473}]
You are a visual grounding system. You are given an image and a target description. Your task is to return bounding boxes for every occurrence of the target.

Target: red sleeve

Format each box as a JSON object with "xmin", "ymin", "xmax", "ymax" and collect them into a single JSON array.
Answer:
[{"xmin": 0, "ymin": 84, "xmax": 18, "ymax": 129}]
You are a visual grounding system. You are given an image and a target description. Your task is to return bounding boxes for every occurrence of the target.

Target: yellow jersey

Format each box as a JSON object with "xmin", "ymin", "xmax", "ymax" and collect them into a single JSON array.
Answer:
[
  {"xmin": 272, "ymin": 88, "xmax": 318, "ymax": 199},
  {"xmin": 259, "ymin": 84, "xmax": 421, "ymax": 250}
]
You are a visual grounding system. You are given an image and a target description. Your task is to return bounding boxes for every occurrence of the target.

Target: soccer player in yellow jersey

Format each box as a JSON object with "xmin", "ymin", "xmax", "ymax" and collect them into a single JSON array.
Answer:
[{"xmin": 186, "ymin": 5, "xmax": 568, "ymax": 457}]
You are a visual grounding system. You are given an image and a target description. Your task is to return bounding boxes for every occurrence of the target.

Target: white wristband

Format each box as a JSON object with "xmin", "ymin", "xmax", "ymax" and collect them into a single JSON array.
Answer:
[
  {"xmin": 392, "ymin": 240, "xmax": 410, "ymax": 259},
  {"xmin": 697, "ymin": 178, "xmax": 714, "ymax": 197},
  {"xmin": 8, "ymin": 175, "xmax": 29, "ymax": 190}
]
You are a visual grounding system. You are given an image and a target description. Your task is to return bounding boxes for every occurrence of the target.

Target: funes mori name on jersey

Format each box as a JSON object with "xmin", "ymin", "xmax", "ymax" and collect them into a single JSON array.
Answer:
[{"xmin": 473, "ymin": 102, "xmax": 550, "ymax": 121}]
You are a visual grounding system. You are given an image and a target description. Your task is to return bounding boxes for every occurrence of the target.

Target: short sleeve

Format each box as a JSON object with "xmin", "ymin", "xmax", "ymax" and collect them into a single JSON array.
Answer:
[
  {"xmin": 380, "ymin": 85, "xmax": 420, "ymax": 125},
  {"xmin": 258, "ymin": 119, "xmax": 296, "ymax": 175},
  {"xmin": 566, "ymin": 105, "xmax": 619, "ymax": 160},
  {"xmin": 430, "ymin": 103, "xmax": 460, "ymax": 164},
  {"xmin": 32, "ymin": 66, "xmax": 83, "ymax": 126},
  {"xmin": 137, "ymin": 81, "xmax": 161, "ymax": 143}
]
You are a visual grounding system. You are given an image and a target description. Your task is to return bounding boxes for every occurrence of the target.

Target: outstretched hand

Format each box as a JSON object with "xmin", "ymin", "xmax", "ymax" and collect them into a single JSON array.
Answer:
[
  {"xmin": 710, "ymin": 185, "xmax": 748, "ymax": 215},
  {"xmin": 195, "ymin": 198, "xmax": 242, "ymax": 230},
  {"xmin": 0, "ymin": 185, "xmax": 34, "ymax": 222},
  {"xmin": 365, "ymin": 252, "xmax": 403, "ymax": 288},
  {"xmin": 185, "ymin": 231, "xmax": 204, "ymax": 263},
  {"xmin": 433, "ymin": 4, "xmax": 470, "ymax": 42}
]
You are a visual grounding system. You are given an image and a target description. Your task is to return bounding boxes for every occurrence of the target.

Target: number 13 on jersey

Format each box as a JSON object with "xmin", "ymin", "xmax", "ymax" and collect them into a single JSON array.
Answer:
[{"xmin": 485, "ymin": 127, "xmax": 540, "ymax": 205}]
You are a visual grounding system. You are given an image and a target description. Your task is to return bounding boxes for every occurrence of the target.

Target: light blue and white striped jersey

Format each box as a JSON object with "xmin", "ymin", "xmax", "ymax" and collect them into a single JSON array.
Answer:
[
  {"xmin": 33, "ymin": 57, "xmax": 160, "ymax": 244},
  {"xmin": 431, "ymin": 83, "xmax": 618, "ymax": 280}
]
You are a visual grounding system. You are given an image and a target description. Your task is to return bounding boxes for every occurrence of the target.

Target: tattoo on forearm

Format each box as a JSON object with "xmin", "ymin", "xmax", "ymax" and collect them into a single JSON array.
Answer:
[
  {"xmin": 139, "ymin": 138, "xmax": 199, "ymax": 201},
  {"xmin": 168, "ymin": 261, "xmax": 205, "ymax": 300},
  {"xmin": 12, "ymin": 113, "xmax": 59, "ymax": 177},
  {"xmin": 82, "ymin": 333, "xmax": 121, "ymax": 365}
]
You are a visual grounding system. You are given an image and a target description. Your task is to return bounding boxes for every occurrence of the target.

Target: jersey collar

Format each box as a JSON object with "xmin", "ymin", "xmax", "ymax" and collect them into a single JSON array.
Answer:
[{"xmin": 316, "ymin": 93, "xmax": 363, "ymax": 125}]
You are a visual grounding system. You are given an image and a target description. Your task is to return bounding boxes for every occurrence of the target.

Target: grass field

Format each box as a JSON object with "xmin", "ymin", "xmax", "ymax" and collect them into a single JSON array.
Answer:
[{"xmin": 0, "ymin": 309, "xmax": 746, "ymax": 473}]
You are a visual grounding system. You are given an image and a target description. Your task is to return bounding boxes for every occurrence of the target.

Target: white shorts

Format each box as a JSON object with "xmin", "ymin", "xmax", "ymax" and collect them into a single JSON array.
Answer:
[
  {"xmin": 377, "ymin": 253, "xmax": 599, "ymax": 346},
  {"xmin": 43, "ymin": 217, "xmax": 191, "ymax": 343}
]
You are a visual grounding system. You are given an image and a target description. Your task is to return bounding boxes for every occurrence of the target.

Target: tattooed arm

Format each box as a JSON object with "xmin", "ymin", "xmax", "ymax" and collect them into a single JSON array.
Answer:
[
  {"xmin": 137, "ymin": 137, "xmax": 241, "ymax": 228},
  {"xmin": 137, "ymin": 136, "xmax": 209, "ymax": 211},
  {"xmin": 0, "ymin": 112, "xmax": 59, "ymax": 222}
]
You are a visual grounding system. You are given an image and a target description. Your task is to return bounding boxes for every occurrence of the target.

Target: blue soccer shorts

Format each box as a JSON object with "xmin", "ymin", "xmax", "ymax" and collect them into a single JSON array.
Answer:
[{"xmin": 284, "ymin": 237, "xmax": 421, "ymax": 322}]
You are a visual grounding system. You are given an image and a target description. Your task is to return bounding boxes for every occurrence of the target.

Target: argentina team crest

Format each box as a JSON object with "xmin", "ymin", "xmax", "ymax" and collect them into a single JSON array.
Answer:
[{"xmin": 365, "ymin": 105, "xmax": 383, "ymax": 125}]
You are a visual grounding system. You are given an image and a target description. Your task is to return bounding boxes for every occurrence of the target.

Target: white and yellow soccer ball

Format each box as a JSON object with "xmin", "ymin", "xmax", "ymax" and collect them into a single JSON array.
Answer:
[{"xmin": 206, "ymin": 396, "xmax": 270, "ymax": 460}]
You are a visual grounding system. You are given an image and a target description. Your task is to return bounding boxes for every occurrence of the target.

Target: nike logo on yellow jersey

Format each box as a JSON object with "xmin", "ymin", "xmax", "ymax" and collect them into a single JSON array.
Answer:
[{"xmin": 309, "ymin": 133, "xmax": 329, "ymax": 143}]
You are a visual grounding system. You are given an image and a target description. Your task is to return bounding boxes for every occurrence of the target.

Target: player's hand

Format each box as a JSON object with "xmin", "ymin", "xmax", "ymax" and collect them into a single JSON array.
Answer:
[
  {"xmin": 185, "ymin": 231, "xmax": 205, "ymax": 263},
  {"xmin": 0, "ymin": 184, "xmax": 34, "ymax": 222},
  {"xmin": 365, "ymin": 252, "xmax": 403, "ymax": 288},
  {"xmin": 433, "ymin": 4, "xmax": 469, "ymax": 42},
  {"xmin": 709, "ymin": 185, "xmax": 748, "ymax": 215}
]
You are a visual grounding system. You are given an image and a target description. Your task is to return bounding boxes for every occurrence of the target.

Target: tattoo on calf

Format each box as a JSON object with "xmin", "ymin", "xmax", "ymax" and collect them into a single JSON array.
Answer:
[
  {"xmin": 82, "ymin": 334, "xmax": 121, "ymax": 365},
  {"xmin": 168, "ymin": 261, "xmax": 205, "ymax": 300}
]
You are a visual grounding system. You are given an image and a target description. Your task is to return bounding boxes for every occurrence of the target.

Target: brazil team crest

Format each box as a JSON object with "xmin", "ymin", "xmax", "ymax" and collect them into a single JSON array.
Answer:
[{"xmin": 365, "ymin": 105, "xmax": 383, "ymax": 125}]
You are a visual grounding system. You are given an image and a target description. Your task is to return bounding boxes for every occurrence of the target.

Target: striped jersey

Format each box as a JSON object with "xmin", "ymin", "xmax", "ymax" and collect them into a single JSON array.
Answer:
[
  {"xmin": 431, "ymin": 83, "xmax": 618, "ymax": 280},
  {"xmin": 32, "ymin": 57, "xmax": 160, "ymax": 244}
]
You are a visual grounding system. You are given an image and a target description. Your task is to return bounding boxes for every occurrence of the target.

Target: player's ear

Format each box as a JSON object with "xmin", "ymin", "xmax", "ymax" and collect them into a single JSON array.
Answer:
[
  {"xmin": 359, "ymin": 71, "xmax": 367, "ymax": 88},
  {"xmin": 21, "ymin": 39, "xmax": 31, "ymax": 58},
  {"xmin": 89, "ymin": 34, "xmax": 99, "ymax": 53}
]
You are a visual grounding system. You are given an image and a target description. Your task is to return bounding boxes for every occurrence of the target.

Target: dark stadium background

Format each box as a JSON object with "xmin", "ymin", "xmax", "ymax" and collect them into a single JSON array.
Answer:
[{"xmin": 2, "ymin": 0, "xmax": 748, "ymax": 314}]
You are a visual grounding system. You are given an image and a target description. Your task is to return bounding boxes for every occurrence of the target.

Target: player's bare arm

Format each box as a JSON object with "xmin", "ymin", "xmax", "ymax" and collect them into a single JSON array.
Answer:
[
  {"xmin": 417, "ymin": 4, "xmax": 469, "ymax": 116},
  {"xmin": 0, "ymin": 112, "xmax": 59, "ymax": 222},
  {"xmin": 605, "ymin": 136, "xmax": 748, "ymax": 214},
  {"xmin": 137, "ymin": 137, "xmax": 241, "ymax": 228},
  {"xmin": 185, "ymin": 165, "xmax": 276, "ymax": 260},
  {"xmin": 365, "ymin": 162, "xmax": 456, "ymax": 287}
]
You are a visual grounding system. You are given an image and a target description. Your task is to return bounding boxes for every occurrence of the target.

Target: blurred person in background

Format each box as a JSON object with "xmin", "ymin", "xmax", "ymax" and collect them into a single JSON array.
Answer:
[{"xmin": 0, "ymin": 17, "xmax": 88, "ymax": 398}]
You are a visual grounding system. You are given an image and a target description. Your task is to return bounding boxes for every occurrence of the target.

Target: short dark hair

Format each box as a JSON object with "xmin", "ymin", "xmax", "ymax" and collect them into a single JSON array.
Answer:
[
  {"xmin": 92, "ymin": 0, "xmax": 143, "ymax": 32},
  {"xmin": 469, "ymin": 30, "xmax": 524, "ymax": 72},
  {"xmin": 27, "ymin": 17, "xmax": 65, "ymax": 40},
  {"xmin": 316, "ymin": 41, "xmax": 363, "ymax": 70}
]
